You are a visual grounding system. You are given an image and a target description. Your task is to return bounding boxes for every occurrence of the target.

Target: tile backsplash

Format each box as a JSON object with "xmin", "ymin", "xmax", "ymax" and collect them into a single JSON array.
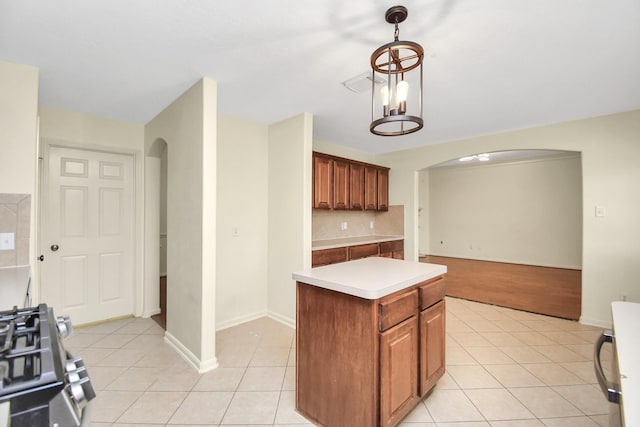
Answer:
[
  {"xmin": 313, "ymin": 205, "xmax": 404, "ymax": 241},
  {"xmin": 0, "ymin": 194, "xmax": 31, "ymax": 267}
]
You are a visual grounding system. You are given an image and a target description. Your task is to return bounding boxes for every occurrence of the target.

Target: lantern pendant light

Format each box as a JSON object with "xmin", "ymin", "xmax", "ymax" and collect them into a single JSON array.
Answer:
[{"xmin": 370, "ymin": 5, "xmax": 424, "ymax": 136}]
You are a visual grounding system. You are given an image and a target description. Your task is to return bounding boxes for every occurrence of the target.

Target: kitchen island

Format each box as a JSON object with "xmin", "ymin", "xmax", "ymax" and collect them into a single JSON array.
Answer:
[{"xmin": 292, "ymin": 257, "xmax": 447, "ymax": 427}]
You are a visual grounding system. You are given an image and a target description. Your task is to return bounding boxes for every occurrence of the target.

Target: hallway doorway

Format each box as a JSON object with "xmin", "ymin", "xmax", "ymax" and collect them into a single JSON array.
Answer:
[{"xmin": 146, "ymin": 138, "xmax": 168, "ymax": 329}]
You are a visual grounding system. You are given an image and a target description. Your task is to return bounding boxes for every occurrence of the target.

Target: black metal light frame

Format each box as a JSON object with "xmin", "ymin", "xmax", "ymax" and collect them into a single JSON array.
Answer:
[{"xmin": 370, "ymin": 6, "xmax": 424, "ymax": 136}]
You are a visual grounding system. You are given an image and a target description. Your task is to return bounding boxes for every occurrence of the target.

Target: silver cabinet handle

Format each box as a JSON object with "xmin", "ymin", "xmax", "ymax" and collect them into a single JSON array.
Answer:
[{"xmin": 593, "ymin": 329, "xmax": 621, "ymax": 404}]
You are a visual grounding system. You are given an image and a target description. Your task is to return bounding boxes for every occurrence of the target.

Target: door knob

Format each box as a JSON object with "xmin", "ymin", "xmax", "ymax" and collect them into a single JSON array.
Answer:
[{"xmin": 51, "ymin": 244, "xmax": 59, "ymax": 251}]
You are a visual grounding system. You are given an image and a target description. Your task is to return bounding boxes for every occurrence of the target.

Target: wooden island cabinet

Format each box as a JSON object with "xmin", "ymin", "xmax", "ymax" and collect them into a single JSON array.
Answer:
[{"xmin": 293, "ymin": 258, "xmax": 447, "ymax": 427}]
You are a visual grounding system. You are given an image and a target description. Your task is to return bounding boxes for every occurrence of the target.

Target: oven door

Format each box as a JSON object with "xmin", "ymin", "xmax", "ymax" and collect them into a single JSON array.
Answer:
[{"xmin": 594, "ymin": 329, "xmax": 622, "ymax": 427}]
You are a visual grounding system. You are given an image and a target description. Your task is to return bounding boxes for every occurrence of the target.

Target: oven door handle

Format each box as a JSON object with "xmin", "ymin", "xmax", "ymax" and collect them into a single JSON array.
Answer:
[{"xmin": 594, "ymin": 329, "xmax": 621, "ymax": 404}]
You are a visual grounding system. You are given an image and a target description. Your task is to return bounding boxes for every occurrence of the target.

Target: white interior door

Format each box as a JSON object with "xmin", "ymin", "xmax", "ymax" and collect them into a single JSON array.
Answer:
[{"xmin": 41, "ymin": 146, "xmax": 135, "ymax": 325}]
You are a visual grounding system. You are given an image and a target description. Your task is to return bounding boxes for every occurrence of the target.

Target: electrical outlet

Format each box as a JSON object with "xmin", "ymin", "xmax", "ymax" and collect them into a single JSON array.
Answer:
[
  {"xmin": 369, "ymin": 221, "xmax": 374, "ymax": 229},
  {"xmin": 340, "ymin": 221, "xmax": 348, "ymax": 231},
  {"xmin": 0, "ymin": 233, "xmax": 15, "ymax": 250}
]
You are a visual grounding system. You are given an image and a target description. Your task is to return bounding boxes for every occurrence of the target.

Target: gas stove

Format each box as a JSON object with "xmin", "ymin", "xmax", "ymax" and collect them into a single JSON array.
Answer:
[{"xmin": 0, "ymin": 304, "xmax": 94, "ymax": 427}]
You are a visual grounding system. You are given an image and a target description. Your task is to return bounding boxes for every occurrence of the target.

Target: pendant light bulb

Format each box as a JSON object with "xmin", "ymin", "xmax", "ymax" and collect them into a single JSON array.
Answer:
[
  {"xmin": 381, "ymin": 85, "xmax": 391, "ymax": 106},
  {"xmin": 396, "ymin": 80, "xmax": 409, "ymax": 114},
  {"xmin": 396, "ymin": 80, "xmax": 409, "ymax": 103},
  {"xmin": 381, "ymin": 85, "xmax": 391, "ymax": 117}
]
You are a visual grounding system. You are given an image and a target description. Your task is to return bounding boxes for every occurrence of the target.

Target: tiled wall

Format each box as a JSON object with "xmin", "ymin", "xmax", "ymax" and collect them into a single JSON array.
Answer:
[
  {"xmin": 0, "ymin": 194, "xmax": 31, "ymax": 267},
  {"xmin": 313, "ymin": 205, "xmax": 404, "ymax": 240}
]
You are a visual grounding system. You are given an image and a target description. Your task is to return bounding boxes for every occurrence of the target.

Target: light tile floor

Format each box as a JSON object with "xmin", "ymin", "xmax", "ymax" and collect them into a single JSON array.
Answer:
[{"xmin": 71, "ymin": 297, "xmax": 612, "ymax": 426}]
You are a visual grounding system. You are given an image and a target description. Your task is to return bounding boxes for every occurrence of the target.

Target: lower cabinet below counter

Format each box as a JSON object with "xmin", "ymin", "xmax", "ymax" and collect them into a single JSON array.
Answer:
[
  {"xmin": 312, "ymin": 239, "xmax": 404, "ymax": 267},
  {"xmin": 296, "ymin": 274, "xmax": 446, "ymax": 427}
]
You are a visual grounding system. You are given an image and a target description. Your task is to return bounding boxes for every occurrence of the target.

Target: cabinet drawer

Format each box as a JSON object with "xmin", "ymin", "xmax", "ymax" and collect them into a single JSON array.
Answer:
[
  {"xmin": 419, "ymin": 277, "xmax": 446, "ymax": 310},
  {"xmin": 312, "ymin": 247, "xmax": 348, "ymax": 267},
  {"xmin": 379, "ymin": 290, "xmax": 418, "ymax": 332},
  {"xmin": 380, "ymin": 239, "xmax": 403, "ymax": 254},
  {"xmin": 349, "ymin": 243, "xmax": 379, "ymax": 260},
  {"xmin": 380, "ymin": 240, "xmax": 404, "ymax": 259}
]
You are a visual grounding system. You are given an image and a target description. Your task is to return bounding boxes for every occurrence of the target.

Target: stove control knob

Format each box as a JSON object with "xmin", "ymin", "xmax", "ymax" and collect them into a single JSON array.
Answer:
[
  {"xmin": 65, "ymin": 364, "xmax": 96, "ymax": 408},
  {"xmin": 56, "ymin": 315, "xmax": 74, "ymax": 338}
]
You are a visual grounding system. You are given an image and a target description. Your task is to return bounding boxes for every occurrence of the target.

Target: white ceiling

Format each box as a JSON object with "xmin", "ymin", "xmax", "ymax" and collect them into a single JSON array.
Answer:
[{"xmin": 1, "ymin": 0, "xmax": 639, "ymax": 154}]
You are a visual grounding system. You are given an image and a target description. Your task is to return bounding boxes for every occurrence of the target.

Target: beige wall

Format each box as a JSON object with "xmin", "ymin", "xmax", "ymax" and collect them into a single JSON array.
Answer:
[
  {"xmin": 427, "ymin": 154, "xmax": 582, "ymax": 269},
  {"xmin": 0, "ymin": 60, "xmax": 39, "ymax": 278},
  {"xmin": 39, "ymin": 107, "xmax": 144, "ymax": 150},
  {"xmin": 381, "ymin": 110, "xmax": 640, "ymax": 327},
  {"xmin": 144, "ymin": 78, "xmax": 218, "ymax": 372},
  {"xmin": 216, "ymin": 114, "xmax": 269, "ymax": 328},
  {"xmin": 313, "ymin": 138, "xmax": 381, "ymax": 165},
  {"xmin": 0, "ymin": 60, "xmax": 39, "ymax": 195},
  {"xmin": 268, "ymin": 113, "xmax": 313, "ymax": 325},
  {"xmin": 418, "ymin": 170, "xmax": 429, "ymax": 254},
  {"xmin": 0, "ymin": 194, "xmax": 31, "ymax": 267}
]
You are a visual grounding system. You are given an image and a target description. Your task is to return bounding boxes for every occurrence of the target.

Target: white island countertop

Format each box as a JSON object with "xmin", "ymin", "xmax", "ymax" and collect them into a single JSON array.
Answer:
[
  {"xmin": 292, "ymin": 257, "xmax": 446, "ymax": 300},
  {"xmin": 612, "ymin": 301, "xmax": 640, "ymax": 427}
]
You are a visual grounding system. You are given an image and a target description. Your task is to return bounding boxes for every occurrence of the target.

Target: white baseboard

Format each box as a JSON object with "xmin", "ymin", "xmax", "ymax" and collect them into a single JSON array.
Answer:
[
  {"xmin": 164, "ymin": 330, "xmax": 219, "ymax": 374},
  {"xmin": 579, "ymin": 316, "xmax": 612, "ymax": 330},
  {"xmin": 216, "ymin": 309, "xmax": 268, "ymax": 331},
  {"xmin": 216, "ymin": 310, "xmax": 296, "ymax": 331},
  {"xmin": 141, "ymin": 308, "xmax": 161, "ymax": 318},
  {"xmin": 267, "ymin": 310, "xmax": 295, "ymax": 329}
]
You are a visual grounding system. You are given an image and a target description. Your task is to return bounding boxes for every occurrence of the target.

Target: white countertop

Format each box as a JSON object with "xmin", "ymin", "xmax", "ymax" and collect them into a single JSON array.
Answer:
[
  {"xmin": 0, "ymin": 265, "xmax": 30, "ymax": 309},
  {"xmin": 292, "ymin": 257, "xmax": 446, "ymax": 299},
  {"xmin": 312, "ymin": 235, "xmax": 403, "ymax": 250},
  {"xmin": 612, "ymin": 301, "xmax": 640, "ymax": 427}
]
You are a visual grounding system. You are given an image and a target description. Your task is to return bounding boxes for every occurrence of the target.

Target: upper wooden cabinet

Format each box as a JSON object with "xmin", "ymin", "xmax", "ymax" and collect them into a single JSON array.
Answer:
[
  {"xmin": 313, "ymin": 154, "xmax": 333, "ymax": 209},
  {"xmin": 314, "ymin": 152, "xmax": 389, "ymax": 212}
]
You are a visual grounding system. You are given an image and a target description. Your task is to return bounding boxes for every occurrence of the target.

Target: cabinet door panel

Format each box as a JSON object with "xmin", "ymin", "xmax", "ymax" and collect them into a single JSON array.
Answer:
[
  {"xmin": 419, "ymin": 300, "xmax": 446, "ymax": 396},
  {"xmin": 333, "ymin": 159, "xmax": 349, "ymax": 210},
  {"xmin": 313, "ymin": 154, "xmax": 333, "ymax": 209},
  {"xmin": 349, "ymin": 162, "xmax": 365, "ymax": 210},
  {"xmin": 380, "ymin": 316, "xmax": 419, "ymax": 427},
  {"xmin": 364, "ymin": 166, "xmax": 378, "ymax": 211},
  {"xmin": 378, "ymin": 168, "xmax": 389, "ymax": 211}
]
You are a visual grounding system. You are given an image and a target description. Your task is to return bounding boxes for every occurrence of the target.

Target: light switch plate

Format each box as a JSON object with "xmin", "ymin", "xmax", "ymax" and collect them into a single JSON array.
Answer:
[
  {"xmin": 0, "ymin": 232, "xmax": 15, "ymax": 250},
  {"xmin": 595, "ymin": 206, "xmax": 606, "ymax": 217}
]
